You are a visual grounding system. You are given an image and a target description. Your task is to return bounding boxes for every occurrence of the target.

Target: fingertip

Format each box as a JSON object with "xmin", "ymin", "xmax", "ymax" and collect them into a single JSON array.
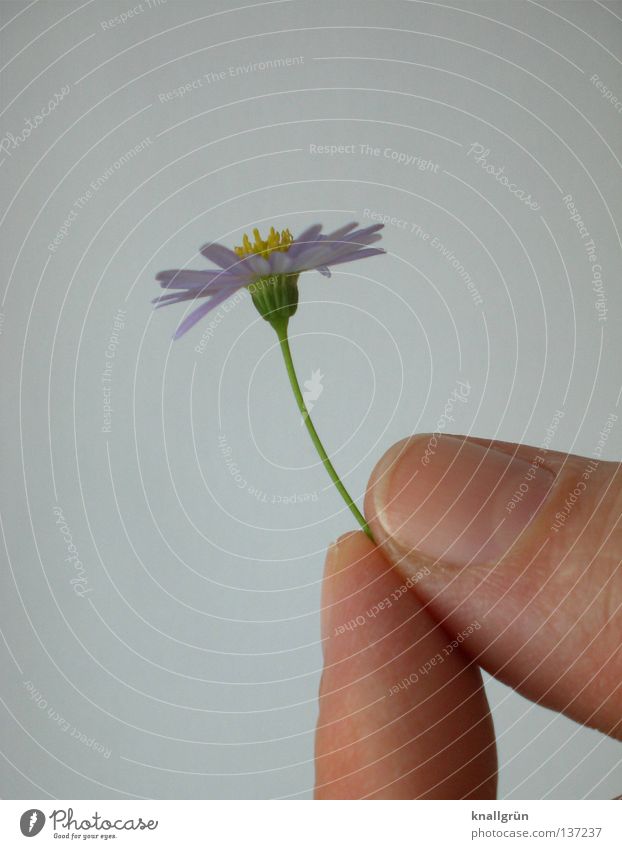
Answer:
[
  {"xmin": 325, "ymin": 530, "xmax": 377, "ymax": 576},
  {"xmin": 321, "ymin": 531, "xmax": 389, "ymax": 641},
  {"xmin": 316, "ymin": 523, "xmax": 497, "ymax": 798}
]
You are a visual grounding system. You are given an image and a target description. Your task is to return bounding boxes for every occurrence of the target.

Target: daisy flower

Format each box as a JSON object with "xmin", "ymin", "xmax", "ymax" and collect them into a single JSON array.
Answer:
[
  {"xmin": 153, "ymin": 221, "xmax": 385, "ymax": 538},
  {"xmin": 154, "ymin": 221, "xmax": 384, "ymax": 338}
]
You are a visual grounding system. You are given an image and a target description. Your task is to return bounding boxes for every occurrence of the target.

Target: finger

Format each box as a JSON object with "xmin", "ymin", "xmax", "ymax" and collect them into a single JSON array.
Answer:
[
  {"xmin": 314, "ymin": 531, "xmax": 497, "ymax": 799},
  {"xmin": 365, "ymin": 434, "xmax": 622, "ymax": 738}
]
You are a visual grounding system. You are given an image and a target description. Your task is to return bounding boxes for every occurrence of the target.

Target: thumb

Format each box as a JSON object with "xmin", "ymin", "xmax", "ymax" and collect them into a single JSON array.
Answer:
[{"xmin": 365, "ymin": 433, "xmax": 622, "ymax": 738}]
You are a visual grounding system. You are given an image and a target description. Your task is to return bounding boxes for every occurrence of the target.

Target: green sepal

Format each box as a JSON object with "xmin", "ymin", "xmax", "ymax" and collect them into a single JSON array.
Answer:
[{"xmin": 249, "ymin": 273, "xmax": 300, "ymax": 333}]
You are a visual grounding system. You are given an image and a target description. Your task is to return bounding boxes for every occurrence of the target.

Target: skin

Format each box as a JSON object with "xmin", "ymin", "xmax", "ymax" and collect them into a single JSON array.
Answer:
[{"xmin": 314, "ymin": 434, "xmax": 622, "ymax": 799}]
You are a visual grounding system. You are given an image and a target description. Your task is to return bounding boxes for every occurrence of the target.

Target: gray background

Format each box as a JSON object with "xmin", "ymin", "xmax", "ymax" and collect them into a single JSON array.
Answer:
[{"xmin": 1, "ymin": 0, "xmax": 621, "ymax": 799}]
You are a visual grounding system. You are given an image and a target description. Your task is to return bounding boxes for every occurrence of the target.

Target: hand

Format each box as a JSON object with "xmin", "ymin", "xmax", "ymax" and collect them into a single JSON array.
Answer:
[{"xmin": 314, "ymin": 434, "xmax": 622, "ymax": 798}]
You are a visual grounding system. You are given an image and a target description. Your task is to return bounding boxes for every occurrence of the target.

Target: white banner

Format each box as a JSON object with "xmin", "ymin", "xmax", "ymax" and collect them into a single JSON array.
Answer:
[{"xmin": 0, "ymin": 800, "xmax": 620, "ymax": 848}]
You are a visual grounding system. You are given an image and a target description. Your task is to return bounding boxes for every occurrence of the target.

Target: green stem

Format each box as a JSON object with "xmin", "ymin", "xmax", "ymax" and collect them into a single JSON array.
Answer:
[{"xmin": 274, "ymin": 320, "xmax": 374, "ymax": 541}]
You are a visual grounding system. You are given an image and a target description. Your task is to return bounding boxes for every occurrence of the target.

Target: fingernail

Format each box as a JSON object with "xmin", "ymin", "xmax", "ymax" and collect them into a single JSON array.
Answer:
[{"xmin": 372, "ymin": 435, "xmax": 555, "ymax": 568}]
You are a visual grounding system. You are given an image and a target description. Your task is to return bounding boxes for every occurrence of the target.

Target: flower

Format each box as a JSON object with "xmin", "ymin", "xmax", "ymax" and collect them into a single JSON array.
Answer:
[{"xmin": 153, "ymin": 221, "xmax": 384, "ymax": 338}]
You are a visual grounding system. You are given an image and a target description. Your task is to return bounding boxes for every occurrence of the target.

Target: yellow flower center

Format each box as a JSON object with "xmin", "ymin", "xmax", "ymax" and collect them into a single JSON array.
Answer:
[{"xmin": 234, "ymin": 226, "xmax": 293, "ymax": 259}]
